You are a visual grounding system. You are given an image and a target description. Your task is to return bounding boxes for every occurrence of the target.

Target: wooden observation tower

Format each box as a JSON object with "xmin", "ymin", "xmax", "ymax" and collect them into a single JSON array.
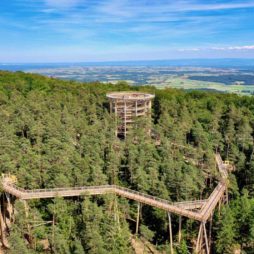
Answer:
[{"xmin": 106, "ymin": 92, "xmax": 155, "ymax": 138}]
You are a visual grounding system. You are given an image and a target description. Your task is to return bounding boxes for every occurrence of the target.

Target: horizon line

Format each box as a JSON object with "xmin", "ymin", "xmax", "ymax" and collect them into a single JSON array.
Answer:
[{"xmin": 1, "ymin": 58, "xmax": 254, "ymax": 65}]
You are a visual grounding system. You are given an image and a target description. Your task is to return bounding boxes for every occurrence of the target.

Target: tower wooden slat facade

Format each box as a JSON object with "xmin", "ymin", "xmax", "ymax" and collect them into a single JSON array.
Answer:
[{"xmin": 106, "ymin": 92, "xmax": 154, "ymax": 138}]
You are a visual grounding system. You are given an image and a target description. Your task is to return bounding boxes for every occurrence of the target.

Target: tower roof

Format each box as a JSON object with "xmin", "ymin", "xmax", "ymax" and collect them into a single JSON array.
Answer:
[{"xmin": 106, "ymin": 91, "xmax": 154, "ymax": 101}]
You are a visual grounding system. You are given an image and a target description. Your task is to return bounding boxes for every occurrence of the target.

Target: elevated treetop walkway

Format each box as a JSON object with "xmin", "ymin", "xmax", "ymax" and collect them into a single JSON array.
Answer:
[
  {"xmin": 2, "ymin": 181, "xmax": 206, "ymax": 221},
  {"xmin": 1, "ymin": 153, "xmax": 231, "ymax": 223}
]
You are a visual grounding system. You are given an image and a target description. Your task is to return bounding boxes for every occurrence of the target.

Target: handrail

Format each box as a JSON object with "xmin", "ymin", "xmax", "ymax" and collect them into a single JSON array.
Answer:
[
  {"xmin": 200, "ymin": 182, "xmax": 226, "ymax": 221},
  {"xmin": 1, "ymin": 153, "xmax": 232, "ymax": 222},
  {"xmin": 3, "ymin": 182, "xmax": 204, "ymax": 208},
  {"xmin": 17, "ymin": 184, "xmax": 113, "ymax": 193}
]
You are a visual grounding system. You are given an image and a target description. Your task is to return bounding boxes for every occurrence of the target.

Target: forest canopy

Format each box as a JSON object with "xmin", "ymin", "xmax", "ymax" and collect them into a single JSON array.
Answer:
[{"xmin": 1, "ymin": 70, "xmax": 254, "ymax": 253}]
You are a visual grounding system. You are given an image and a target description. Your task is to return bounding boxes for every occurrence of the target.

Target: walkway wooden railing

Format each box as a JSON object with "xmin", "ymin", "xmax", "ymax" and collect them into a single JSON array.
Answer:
[
  {"xmin": 0, "ymin": 153, "xmax": 232, "ymax": 254},
  {"xmin": 2, "ymin": 181, "xmax": 206, "ymax": 221},
  {"xmin": 1, "ymin": 153, "xmax": 230, "ymax": 223},
  {"xmin": 200, "ymin": 181, "xmax": 226, "ymax": 221}
]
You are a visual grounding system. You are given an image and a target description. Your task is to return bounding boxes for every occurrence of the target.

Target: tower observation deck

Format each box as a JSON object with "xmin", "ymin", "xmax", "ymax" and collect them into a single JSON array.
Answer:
[{"xmin": 106, "ymin": 92, "xmax": 155, "ymax": 138}]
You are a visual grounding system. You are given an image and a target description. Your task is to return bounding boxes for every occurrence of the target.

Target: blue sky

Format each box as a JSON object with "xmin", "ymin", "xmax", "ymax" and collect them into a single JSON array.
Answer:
[{"xmin": 0, "ymin": 0, "xmax": 254, "ymax": 62}]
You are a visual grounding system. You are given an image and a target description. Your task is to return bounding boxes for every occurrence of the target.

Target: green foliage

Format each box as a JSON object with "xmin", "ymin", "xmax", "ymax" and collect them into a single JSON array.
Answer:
[
  {"xmin": 140, "ymin": 225, "xmax": 155, "ymax": 241},
  {"xmin": 176, "ymin": 239, "xmax": 189, "ymax": 254},
  {"xmin": 215, "ymin": 207, "xmax": 236, "ymax": 253},
  {"xmin": 215, "ymin": 191, "xmax": 254, "ymax": 253},
  {"xmin": 1, "ymin": 71, "xmax": 254, "ymax": 252},
  {"xmin": 8, "ymin": 227, "xmax": 35, "ymax": 254}
]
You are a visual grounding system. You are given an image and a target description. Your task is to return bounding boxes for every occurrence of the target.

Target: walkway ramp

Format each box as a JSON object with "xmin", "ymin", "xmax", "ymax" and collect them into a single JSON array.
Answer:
[
  {"xmin": 200, "ymin": 181, "xmax": 226, "ymax": 221},
  {"xmin": 2, "ymin": 181, "xmax": 204, "ymax": 221},
  {"xmin": 215, "ymin": 154, "xmax": 229, "ymax": 179},
  {"xmin": 1, "ymin": 153, "xmax": 231, "ymax": 223}
]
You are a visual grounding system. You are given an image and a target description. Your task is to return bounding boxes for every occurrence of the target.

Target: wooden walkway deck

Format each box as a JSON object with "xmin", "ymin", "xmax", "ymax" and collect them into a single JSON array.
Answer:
[
  {"xmin": 1, "ymin": 153, "xmax": 230, "ymax": 223},
  {"xmin": 2, "ymin": 181, "xmax": 205, "ymax": 221},
  {"xmin": 215, "ymin": 154, "xmax": 228, "ymax": 179}
]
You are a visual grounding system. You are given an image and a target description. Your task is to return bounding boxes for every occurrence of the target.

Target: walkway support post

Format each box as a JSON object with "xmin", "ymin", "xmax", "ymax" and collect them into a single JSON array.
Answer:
[
  {"xmin": 195, "ymin": 223, "xmax": 203, "ymax": 253},
  {"xmin": 5, "ymin": 193, "xmax": 13, "ymax": 223},
  {"xmin": 225, "ymin": 188, "xmax": 229, "ymax": 204},
  {"xmin": 22, "ymin": 200, "xmax": 33, "ymax": 246},
  {"xmin": 135, "ymin": 202, "xmax": 140, "ymax": 235},
  {"xmin": 0, "ymin": 205, "xmax": 7, "ymax": 248},
  {"xmin": 2, "ymin": 195, "xmax": 6, "ymax": 226},
  {"xmin": 208, "ymin": 214, "xmax": 213, "ymax": 248},
  {"xmin": 114, "ymin": 195, "xmax": 120, "ymax": 229},
  {"xmin": 168, "ymin": 212, "xmax": 174, "ymax": 254},
  {"xmin": 218, "ymin": 198, "xmax": 222, "ymax": 217},
  {"xmin": 178, "ymin": 216, "xmax": 182, "ymax": 243},
  {"xmin": 203, "ymin": 222, "xmax": 210, "ymax": 254}
]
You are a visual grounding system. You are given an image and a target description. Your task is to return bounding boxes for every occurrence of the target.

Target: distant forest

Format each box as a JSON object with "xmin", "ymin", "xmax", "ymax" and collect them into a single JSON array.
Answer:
[
  {"xmin": 189, "ymin": 74, "xmax": 254, "ymax": 85},
  {"xmin": 0, "ymin": 70, "xmax": 254, "ymax": 253}
]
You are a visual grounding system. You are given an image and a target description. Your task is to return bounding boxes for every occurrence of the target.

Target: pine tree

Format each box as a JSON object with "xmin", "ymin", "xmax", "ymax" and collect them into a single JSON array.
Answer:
[{"xmin": 216, "ymin": 207, "xmax": 236, "ymax": 254}]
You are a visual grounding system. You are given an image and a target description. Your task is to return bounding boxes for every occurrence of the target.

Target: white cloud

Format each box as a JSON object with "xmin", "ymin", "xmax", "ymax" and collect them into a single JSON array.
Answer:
[
  {"xmin": 212, "ymin": 45, "xmax": 254, "ymax": 50},
  {"xmin": 179, "ymin": 45, "xmax": 254, "ymax": 51},
  {"xmin": 179, "ymin": 2, "xmax": 254, "ymax": 12},
  {"xmin": 96, "ymin": 0, "xmax": 254, "ymax": 19}
]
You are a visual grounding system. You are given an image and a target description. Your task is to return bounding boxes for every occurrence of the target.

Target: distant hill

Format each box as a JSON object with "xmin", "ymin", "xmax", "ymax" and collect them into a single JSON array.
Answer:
[{"xmin": 1, "ymin": 58, "xmax": 254, "ymax": 71}]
